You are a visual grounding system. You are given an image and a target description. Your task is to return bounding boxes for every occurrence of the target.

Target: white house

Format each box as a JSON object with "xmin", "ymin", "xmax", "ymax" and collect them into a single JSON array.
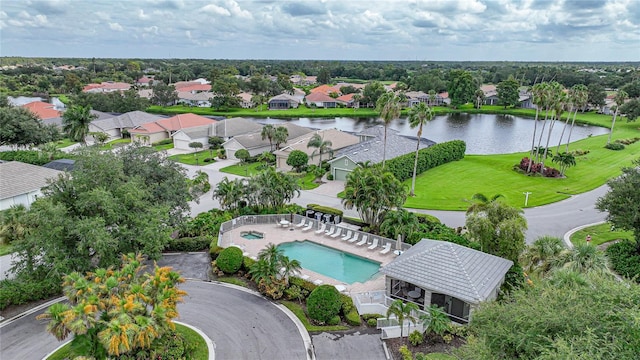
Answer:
[{"xmin": 0, "ymin": 161, "xmax": 63, "ymax": 210}]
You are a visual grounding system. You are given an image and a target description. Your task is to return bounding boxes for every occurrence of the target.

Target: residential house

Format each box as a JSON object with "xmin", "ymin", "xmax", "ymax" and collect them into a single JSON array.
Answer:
[
  {"xmin": 380, "ymin": 239, "xmax": 513, "ymax": 323},
  {"xmin": 268, "ymin": 94, "xmax": 300, "ymax": 110},
  {"xmin": 291, "ymin": 88, "xmax": 306, "ymax": 103},
  {"xmin": 171, "ymin": 117, "xmax": 264, "ymax": 151},
  {"xmin": 0, "ymin": 161, "xmax": 63, "ymax": 210},
  {"xmin": 481, "ymin": 84, "xmax": 499, "ymax": 105},
  {"xmin": 88, "ymin": 110, "xmax": 160, "ymax": 140},
  {"xmin": 82, "ymin": 82, "xmax": 131, "ymax": 93},
  {"xmin": 177, "ymin": 91, "xmax": 213, "ymax": 107},
  {"xmin": 305, "ymin": 92, "xmax": 337, "ymax": 108},
  {"xmin": 336, "ymin": 93, "xmax": 356, "ymax": 107},
  {"xmin": 129, "ymin": 113, "xmax": 216, "ymax": 144},
  {"xmin": 273, "ymin": 129, "xmax": 360, "ymax": 171},
  {"xmin": 43, "ymin": 159, "xmax": 76, "ymax": 172},
  {"xmin": 328, "ymin": 126, "xmax": 434, "ymax": 181},
  {"xmin": 237, "ymin": 92, "xmax": 254, "ymax": 108},
  {"xmin": 21, "ymin": 101, "xmax": 62, "ymax": 120},
  {"xmin": 136, "ymin": 76, "xmax": 154, "ymax": 87},
  {"xmin": 309, "ymin": 84, "xmax": 341, "ymax": 97},
  {"xmin": 223, "ymin": 123, "xmax": 312, "ymax": 159}
]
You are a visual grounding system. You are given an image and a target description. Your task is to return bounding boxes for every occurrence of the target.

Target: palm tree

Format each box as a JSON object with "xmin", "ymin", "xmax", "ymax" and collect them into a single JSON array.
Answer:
[
  {"xmin": 465, "ymin": 193, "xmax": 504, "ymax": 214},
  {"xmin": 408, "ymin": 102, "xmax": 434, "ymax": 196},
  {"xmin": 540, "ymin": 83, "xmax": 566, "ymax": 172},
  {"xmin": 307, "ymin": 133, "xmax": 333, "ymax": 166},
  {"xmin": 552, "ymin": 152, "xmax": 576, "ymax": 176},
  {"xmin": 261, "ymin": 124, "xmax": 276, "ymax": 151},
  {"xmin": 38, "ymin": 141, "xmax": 60, "ymax": 161},
  {"xmin": 279, "ymin": 255, "xmax": 301, "ymax": 285},
  {"xmin": 273, "ymin": 126, "xmax": 289, "ymax": 150},
  {"xmin": 520, "ymin": 236, "xmax": 565, "ymax": 276},
  {"xmin": 419, "ymin": 305, "xmax": 451, "ymax": 338},
  {"xmin": 212, "ymin": 177, "xmax": 246, "ymax": 212},
  {"xmin": 0, "ymin": 204, "xmax": 29, "ymax": 245},
  {"xmin": 376, "ymin": 92, "xmax": 401, "ymax": 168},
  {"xmin": 551, "ymin": 243, "xmax": 609, "ymax": 275},
  {"xmin": 37, "ymin": 302, "xmax": 72, "ymax": 341},
  {"xmin": 352, "ymin": 93, "xmax": 362, "ymax": 111},
  {"xmin": 607, "ymin": 90, "xmax": 628, "ymax": 145},
  {"xmin": 474, "ymin": 89, "xmax": 485, "ymax": 109},
  {"xmin": 534, "ymin": 82, "xmax": 552, "ymax": 163},
  {"xmin": 386, "ymin": 299, "xmax": 419, "ymax": 342},
  {"xmin": 380, "ymin": 209, "xmax": 418, "ymax": 241},
  {"xmin": 556, "ymin": 86, "xmax": 576, "ymax": 154},
  {"xmin": 565, "ymin": 84, "xmax": 589, "ymax": 152},
  {"xmin": 62, "ymin": 105, "xmax": 97, "ymax": 144},
  {"xmin": 527, "ymin": 83, "xmax": 545, "ymax": 172},
  {"xmin": 427, "ymin": 90, "xmax": 437, "ymax": 106}
]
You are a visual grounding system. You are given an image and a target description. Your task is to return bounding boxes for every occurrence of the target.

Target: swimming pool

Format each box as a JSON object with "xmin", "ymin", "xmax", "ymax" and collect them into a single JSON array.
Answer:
[
  {"xmin": 277, "ymin": 240, "xmax": 381, "ymax": 284},
  {"xmin": 240, "ymin": 231, "xmax": 264, "ymax": 240}
]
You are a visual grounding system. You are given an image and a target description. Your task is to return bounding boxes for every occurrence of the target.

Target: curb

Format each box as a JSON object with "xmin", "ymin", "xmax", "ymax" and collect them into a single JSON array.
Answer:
[
  {"xmin": 562, "ymin": 221, "xmax": 607, "ymax": 248},
  {"xmin": 0, "ymin": 296, "xmax": 66, "ymax": 328},
  {"xmin": 175, "ymin": 321, "xmax": 216, "ymax": 360}
]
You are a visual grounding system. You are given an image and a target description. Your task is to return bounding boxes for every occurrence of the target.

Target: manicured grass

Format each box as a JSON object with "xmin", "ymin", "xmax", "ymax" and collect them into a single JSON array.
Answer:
[
  {"xmin": 281, "ymin": 301, "xmax": 349, "ymax": 332},
  {"xmin": 569, "ymin": 223, "xmax": 634, "ymax": 247},
  {"xmin": 153, "ymin": 142, "xmax": 175, "ymax": 151},
  {"xmin": 217, "ymin": 277, "xmax": 248, "ymax": 287},
  {"xmin": 299, "ymin": 172, "xmax": 320, "ymax": 190},
  {"xmin": 147, "ymin": 104, "xmax": 381, "ymax": 118},
  {"xmin": 54, "ymin": 138, "xmax": 76, "ymax": 149},
  {"xmin": 46, "ymin": 324, "xmax": 207, "ymax": 360},
  {"xmin": 404, "ymin": 113, "xmax": 639, "ymax": 210},
  {"xmin": 168, "ymin": 150, "xmax": 216, "ymax": 166},
  {"xmin": 96, "ymin": 138, "xmax": 130, "ymax": 150},
  {"xmin": 0, "ymin": 243, "xmax": 13, "ymax": 257},
  {"xmin": 219, "ymin": 162, "xmax": 263, "ymax": 176}
]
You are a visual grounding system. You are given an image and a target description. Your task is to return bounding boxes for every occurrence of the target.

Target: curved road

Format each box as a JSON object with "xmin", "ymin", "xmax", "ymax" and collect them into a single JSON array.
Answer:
[{"xmin": 0, "ymin": 281, "xmax": 308, "ymax": 360}]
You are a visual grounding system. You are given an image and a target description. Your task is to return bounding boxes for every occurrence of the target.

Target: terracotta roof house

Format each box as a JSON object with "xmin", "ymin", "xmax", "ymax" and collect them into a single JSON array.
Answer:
[
  {"xmin": 171, "ymin": 117, "xmax": 264, "ymax": 151},
  {"xmin": 273, "ymin": 128, "xmax": 360, "ymax": 171},
  {"xmin": 327, "ymin": 126, "xmax": 434, "ymax": 181},
  {"xmin": 82, "ymin": 82, "xmax": 131, "ymax": 93},
  {"xmin": 305, "ymin": 92, "xmax": 337, "ymax": 108},
  {"xmin": 222, "ymin": 123, "xmax": 312, "ymax": 159},
  {"xmin": 21, "ymin": 101, "xmax": 62, "ymax": 120},
  {"xmin": 336, "ymin": 93, "xmax": 356, "ymax": 107},
  {"xmin": 129, "ymin": 113, "xmax": 216, "ymax": 144},
  {"xmin": 268, "ymin": 94, "xmax": 300, "ymax": 110},
  {"xmin": 380, "ymin": 239, "xmax": 513, "ymax": 323},
  {"xmin": 88, "ymin": 110, "xmax": 160, "ymax": 140},
  {"xmin": 136, "ymin": 76, "xmax": 154, "ymax": 86},
  {"xmin": 309, "ymin": 84, "xmax": 341, "ymax": 97},
  {"xmin": 177, "ymin": 84, "xmax": 212, "ymax": 93},
  {"xmin": 0, "ymin": 161, "xmax": 63, "ymax": 210}
]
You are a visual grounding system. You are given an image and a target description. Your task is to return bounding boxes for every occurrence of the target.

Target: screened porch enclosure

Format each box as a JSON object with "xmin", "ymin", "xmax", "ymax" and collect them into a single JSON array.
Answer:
[{"xmin": 389, "ymin": 278, "xmax": 470, "ymax": 324}]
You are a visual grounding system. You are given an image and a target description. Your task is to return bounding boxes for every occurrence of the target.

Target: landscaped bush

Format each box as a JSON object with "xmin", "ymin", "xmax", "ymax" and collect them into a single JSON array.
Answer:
[
  {"xmin": 361, "ymin": 313, "xmax": 384, "ymax": 321},
  {"xmin": 216, "ymin": 246, "xmax": 244, "ymax": 274},
  {"xmin": 340, "ymin": 293, "xmax": 355, "ymax": 314},
  {"xmin": 570, "ymin": 149, "xmax": 590, "ymax": 156},
  {"xmin": 326, "ymin": 315, "xmax": 341, "ymax": 326},
  {"xmin": 181, "ymin": 210, "xmax": 232, "ymax": 237},
  {"xmin": 152, "ymin": 138, "xmax": 174, "ymax": 146},
  {"xmin": 0, "ymin": 150, "xmax": 70, "ymax": 166},
  {"xmin": 416, "ymin": 213, "xmax": 441, "ymax": 225},
  {"xmin": 399, "ymin": 345, "xmax": 413, "ymax": 360},
  {"xmin": 307, "ymin": 204, "xmax": 343, "ymax": 217},
  {"xmin": 518, "ymin": 157, "xmax": 562, "ymax": 177},
  {"xmin": 383, "ymin": 140, "xmax": 466, "ymax": 182},
  {"xmin": 616, "ymin": 137, "xmax": 640, "ymax": 145},
  {"xmin": 367, "ymin": 318, "xmax": 377, "ymax": 327},
  {"xmin": 203, "ymin": 157, "xmax": 215, "ymax": 163},
  {"xmin": 605, "ymin": 142, "xmax": 625, "ymax": 150},
  {"xmin": 165, "ymin": 236, "xmax": 212, "ymax": 252},
  {"xmin": 326, "ymin": 174, "xmax": 334, "ymax": 180},
  {"xmin": 0, "ymin": 277, "xmax": 62, "ymax": 310},
  {"xmin": 242, "ymin": 256, "xmax": 256, "ymax": 271},
  {"xmin": 409, "ymin": 330, "xmax": 424, "ymax": 346},
  {"xmin": 284, "ymin": 285, "xmax": 305, "ymax": 302},
  {"xmin": 606, "ymin": 240, "xmax": 640, "ymax": 282},
  {"xmin": 306, "ymin": 285, "xmax": 342, "ymax": 324},
  {"xmin": 209, "ymin": 242, "xmax": 223, "ymax": 260},
  {"xmin": 345, "ymin": 309, "xmax": 362, "ymax": 326},
  {"xmin": 290, "ymin": 276, "xmax": 317, "ymax": 295}
]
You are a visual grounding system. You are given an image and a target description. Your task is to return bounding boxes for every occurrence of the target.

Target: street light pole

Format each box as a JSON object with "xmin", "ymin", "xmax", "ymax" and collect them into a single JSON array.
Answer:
[{"xmin": 523, "ymin": 192, "xmax": 532, "ymax": 207}]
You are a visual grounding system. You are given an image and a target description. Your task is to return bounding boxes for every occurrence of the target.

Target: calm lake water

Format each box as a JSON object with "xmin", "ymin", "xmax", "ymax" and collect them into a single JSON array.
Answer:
[{"xmin": 251, "ymin": 113, "xmax": 609, "ymax": 155}]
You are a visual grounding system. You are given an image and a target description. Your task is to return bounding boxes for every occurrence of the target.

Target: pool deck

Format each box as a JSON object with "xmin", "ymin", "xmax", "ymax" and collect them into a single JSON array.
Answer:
[{"xmin": 220, "ymin": 223, "xmax": 398, "ymax": 294}]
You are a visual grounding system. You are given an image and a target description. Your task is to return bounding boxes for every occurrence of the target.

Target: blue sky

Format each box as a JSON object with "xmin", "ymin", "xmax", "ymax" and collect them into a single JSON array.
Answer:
[{"xmin": 2, "ymin": 0, "xmax": 639, "ymax": 61}]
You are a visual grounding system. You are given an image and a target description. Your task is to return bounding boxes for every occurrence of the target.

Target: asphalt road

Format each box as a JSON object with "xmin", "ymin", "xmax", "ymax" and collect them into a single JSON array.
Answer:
[{"xmin": 0, "ymin": 281, "xmax": 309, "ymax": 360}]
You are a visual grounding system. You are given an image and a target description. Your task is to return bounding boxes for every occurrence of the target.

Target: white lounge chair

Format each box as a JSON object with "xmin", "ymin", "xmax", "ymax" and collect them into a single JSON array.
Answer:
[
  {"xmin": 331, "ymin": 228, "xmax": 343, "ymax": 238},
  {"xmin": 380, "ymin": 242, "xmax": 391, "ymax": 255},
  {"xmin": 348, "ymin": 233, "xmax": 360, "ymax": 243},
  {"xmin": 302, "ymin": 221, "xmax": 314, "ymax": 232},
  {"xmin": 368, "ymin": 238, "xmax": 379, "ymax": 250},
  {"xmin": 341, "ymin": 230, "xmax": 353, "ymax": 241},
  {"xmin": 295, "ymin": 218, "xmax": 306, "ymax": 227},
  {"xmin": 313, "ymin": 279, "xmax": 323, "ymax": 285},
  {"xmin": 325, "ymin": 225, "xmax": 336, "ymax": 236},
  {"xmin": 314, "ymin": 223, "xmax": 327, "ymax": 234},
  {"xmin": 356, "ymin": 235, "xmax": 368, "ymax": 246}
]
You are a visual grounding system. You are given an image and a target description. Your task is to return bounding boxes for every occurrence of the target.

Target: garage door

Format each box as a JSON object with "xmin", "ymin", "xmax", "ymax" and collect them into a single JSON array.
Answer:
[
  {"xmin": 174, "ymin": 139, "xmax": 190, "ymax": 151},
  {"xmin": 334, "ymin": 168, "xmax": 351, "ymax": 181}
]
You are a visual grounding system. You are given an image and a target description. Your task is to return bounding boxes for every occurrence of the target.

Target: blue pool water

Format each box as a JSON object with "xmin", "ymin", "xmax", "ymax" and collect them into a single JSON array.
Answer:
[{"xmin": 277, "ymin": 240, "xmax": 381, "ymax": 284}]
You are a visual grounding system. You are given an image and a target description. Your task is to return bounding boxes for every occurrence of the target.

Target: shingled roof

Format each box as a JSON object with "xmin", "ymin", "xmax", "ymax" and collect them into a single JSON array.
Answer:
[
  {"xmin": 90, "ymin": 111, "xmax": 160, "ymax": 131},
  {"xmin": 0, "ymin": 161, "xmax": 63, "ymax": 201},
  {"xmin": 380, "ymin": 239, "xmax": 513, "ymax": 304}
]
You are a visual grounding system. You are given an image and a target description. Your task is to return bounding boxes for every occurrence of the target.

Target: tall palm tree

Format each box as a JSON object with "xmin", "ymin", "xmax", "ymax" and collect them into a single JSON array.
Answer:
[
  {"xmin": 261, "ymin": 124, "xmax": 276, "ymax": 151},
  {"xmin": 565, "ymin": 84, "xmax": 589, "ymax": 152},
  {"xmin": 352, "ymin": 93, "xmax": 362, "ymax": 111},
  {"xmin": 386, "ymin": 299, "xmax": 419, "ymax": 342},
  {"xmin": 474, "ymin": 89, "xmax": 485, "ymax": 109},
  {"xmin": 465, "ymin": 193, "xmax": 504, "ymax": 214},
  {"xmin": 427, "ymin": 89, "xmax": 437, "ymax": 106},
  {"xmin": 607, "ymin": 90, "xmax": 628, "ymax": 145},
  {"xmin": 408, "ymin": 102, "xmax": 434, "ymax": 196},
  {"xmin": 556, "ymin": 86, "xmax": 576, "ymax": 154},
  {"xmin": 62, "ymin": 105, "xmax": 97, "ymax": 144},
  {"xmin": 527, "ymin": 83, "xmax": 545, "ymax": 172},
  {"xmin": 307, "ymin": 133, "xmax": 333, "ymax": 166},
  {"xmin": 380, "ymin": 209, "xmax": 419, "ymax": 240},
  {"xmin": 541, "ymin": 83, "xmax": 566, "ymax": 172},
  {"xmin": 534, "ymin": 82, "xmax": 552, "ymax": 163},
  {"xmin": 212, "ymin": 177, "xmax": 245, "ymax": 212},
  {"xmin": 273, "ymin": 126, "xmax": 289, "ymax": 150},
  {"xmin": 376, "ymin": 92, "xmax": 401, "ymax": 168}
]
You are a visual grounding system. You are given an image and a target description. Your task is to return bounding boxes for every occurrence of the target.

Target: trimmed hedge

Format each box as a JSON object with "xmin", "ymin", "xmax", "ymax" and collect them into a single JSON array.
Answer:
[
  {"xmin": 0, "ymin": 277, "xmax": 63, "ymax": 310},
  {"xmin": 306, "ymin": 204, "xmax": 343, "ymax": 217},
  {"xmin": 383, "ymin": 140, "xmax": 466, "ymax": 182},
  {"xmin": 216, "ymin": 247, "xmax": 244, "ymax": 274},
  {"xmin": 606, "ymin": 240, "xmax": 640, "ymax": 282},
  {"xmin": 306, "ymin": 285, "xmax": 342, "ymax": 324},
  {"xmin": 152, "ymin": 138, "xmax": 174, "ymax": 146},
  {"xmin": 242, "ymin": 256, "xmax": 256, "ymax": 271},
  {"xmin": 165, "ymin": 236, "xmax": 212, "ymax": 252},
  {"xmin": 290, "ymin": 276, "xmax": 317, "ymax": 293},
  {"xmin": 0, "ymin": 150, "xmax": 71, "ymax": 166},
  {"xmin": 345, "ymin": 309, "xmax": 361, "ymax": 326}
]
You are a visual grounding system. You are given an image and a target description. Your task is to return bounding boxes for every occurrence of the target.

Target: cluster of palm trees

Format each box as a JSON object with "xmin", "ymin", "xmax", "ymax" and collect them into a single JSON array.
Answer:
[
  {"xmin": 526, "ymin": 82, "xmax": 589, "ymax": 175},
  {"xmin": 249, "ymin": 243, "xmax": 301, "ymax": 299},
  {"xmin": 386, "ymin": 299, "xmax": 451, "ymax": 343},
  {"xmin": 213, "ymin": 167, "xmax": 300, "ymax": 213},
  {"xmin": 261, "ymin": 124, "xmax": 289, "ymax": 151},
  {"xmin": 306, "ymin": 133, "xmax": 333, "ymax": 166}
]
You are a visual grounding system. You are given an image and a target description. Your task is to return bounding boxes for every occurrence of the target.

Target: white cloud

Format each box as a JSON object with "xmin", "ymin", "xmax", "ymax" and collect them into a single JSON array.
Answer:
[
  {"xmin": 201, "ymin": 4, "xmax": 231, "ymax": 16},
  {"xmin": 109, "ymin": 22, "xmax": 123, "ymax": 31}
]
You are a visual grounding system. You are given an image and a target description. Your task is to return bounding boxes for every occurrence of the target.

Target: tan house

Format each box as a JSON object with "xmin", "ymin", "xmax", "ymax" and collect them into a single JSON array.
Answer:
[
  {"xmin": 274, "ymin": 129, "xmax": 359, "ymax": 171},
  {"xmin": 222, "ymin": 123, "xmax": 312, "ymax": 159},
  {"xmin": 129, "ymin": 113, "xmax": 216, "ymax": 144},
  {"xmin": 171, "ymin": 117, "xmax": 264, "ymax": 151},
  {"xmin": 89, "ymin": 111, "xmax": 160, "ymax": 140}
]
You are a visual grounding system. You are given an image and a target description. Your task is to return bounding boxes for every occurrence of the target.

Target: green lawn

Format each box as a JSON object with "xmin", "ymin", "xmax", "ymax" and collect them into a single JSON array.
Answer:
[
  {"xmin": 46, "ymin": 324, "xmax": 207, "ymax": 360},
  {"xmin": 281, "ymin": 301, "xmax": 349, "ymax": 332},
  {"xmin": 147, "ymin": 104, "xmax": 380, "ymax": 118},
  {"xmin": 168, "ymin": 150, "xmax": 216, "ymax": 166},
  {"xmin": 299, "ymin": 172, "xmax": 320, "ymax": 190},
  {"xmin": 96, "ymin": 138, "xmax": 130, "ymax": 150},
  {"xmin": 219, "ymin": 162, "xmax": 263, "ymax": 176},
  {"xmin": 569, "ymin": 223, "xmax": 634, "ymax": 246},
  {"xmin": 152, "ymin": 142, "xmax": 175, "ymax": 151},
  {"xmin": 54, "ymin": 138, "xmax": 76, "ymax": 149},
  {"xmin": 404, "ymin": 113, "xmax": 640, "ymax": 210},
  {"xmin": 0, "ymin": 243, "xmax": 13, "ymax": 256}
]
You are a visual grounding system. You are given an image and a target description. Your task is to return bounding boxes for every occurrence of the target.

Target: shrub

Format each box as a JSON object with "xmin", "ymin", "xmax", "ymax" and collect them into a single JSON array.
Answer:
[
  {"xmin": 216, "ymin": 247, "xmax": 244, "ymax": 274},
  {"xmin": 415, "ymin": 213, "xmax": 441, "ymax": 225},
  {"xmin": 0, "ymin": 277, "xmax": 63, "ymax": 310},
  {"xmin": 340, "ymin": 293, "xmax": 355, "ymax": 315},
  {"xmin": 242, "ymin": 256, "xmax": 256, "ymax": 271},
  {"xmin": 570, "ymin": 149, "xmax": 590, "ymax": 156},
  {"xmin": 384, "ymin": 140, "xmax": 466, "ymax": 182},
  {"xmin": 605, "ymin": 142, "xmax": 625, "ymax": 150},
  {"xmin": 399, "ymin": 345, "xmax": 413, "ymax": 360},
  {"xmin": 327, "ymin": 315, "xmax": 341, "ymax": 326},
  {"xmin": 0, "ymin": 150, "xmax": 70, "ymax": 166},
  {"xmin": 361, "ymin": 313, "xmax": 384, "ymax": 321},
  {"xmin": 289, "ymin": 276, "xmax": 317, "ymax": 295},
  {"xmin": 203, "ymin": 157, "xmax": 214, "ymax": 163},
  {"xmin": 616, "ymin": 137, "xmax": 640, "ymax": 145},
  {"xmin": 409, "ymin": 330, "xmax": 424, "ymax": 346},
  {"xmin": 306, "ymin": 285, "xmax": 342, "ymax": 324},
  {"xmin": 152, "ymin": 138, "xmax": 173, "ymax": 146},
  {"xmin": 326, "ymin": 174, "xmax": 334, "ymax": 181},
  {"xmin": 543, "ymin": 167, "xmax": 561, "ymax": 178},
  {"xmin": 306, "ymin": 204, "xmax": 343, "ymax": 217},
  {"xmin": 284, "ymin": 285, "xmax": 304, "ymax": 302},
  {"xmin": 217, "ymin": 149, "xmax": 227, "ymax": 159},
  {"xmin": 345, "ymin": 309, "xmax": 362, "ymax": 326},
  {"xmin": 165, "ymin": 236, "xmax": 211, "ymax": 252},
  {"xmin": 181, "ymin": 210, "xmax": 231, "ymax": 237},
  {"xmin": 606, "ymin": 240, "xmax": 640, "ymax": 282},
  {"xmin": 367, "ymin": 318, "xmax": 377, "ymax": 327}
]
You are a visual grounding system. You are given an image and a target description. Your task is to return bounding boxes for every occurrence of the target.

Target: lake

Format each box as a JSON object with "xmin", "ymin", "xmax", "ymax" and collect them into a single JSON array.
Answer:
[{"xmin": 250, "ymin": 113, "xmax": 609, "ymax": 155}]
